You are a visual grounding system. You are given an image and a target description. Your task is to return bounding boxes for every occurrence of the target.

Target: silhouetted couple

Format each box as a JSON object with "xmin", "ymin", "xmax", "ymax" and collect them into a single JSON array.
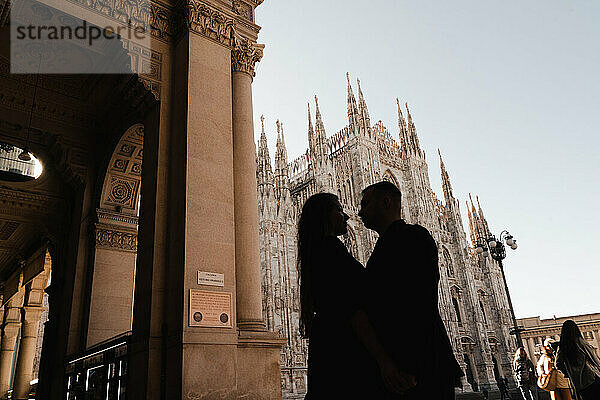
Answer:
[{"xmin": 299, "ymin": 181, "xmax": 463, "ymax": 399}]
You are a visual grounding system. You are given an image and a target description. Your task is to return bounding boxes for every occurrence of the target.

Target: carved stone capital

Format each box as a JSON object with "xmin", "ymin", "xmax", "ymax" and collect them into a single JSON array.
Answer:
[{"xmin": 231, "ymin": 36, "xmax": 264, "ymax": 77}]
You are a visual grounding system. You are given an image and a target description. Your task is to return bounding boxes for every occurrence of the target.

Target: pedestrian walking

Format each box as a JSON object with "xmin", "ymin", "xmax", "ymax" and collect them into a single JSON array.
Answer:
[
  {"xmin": 537, "ymin": 338, "xmax": 572, "ymax": 400},
  {"xmin": 496, "ymin": 376, "xmax": 510, "ymax": 400},
  {"xmin": 514, "ymin": 347, "xmax": 539, "ymax": 400},
  {"xmin": 556, "ymin": 320, "xmax": 600, "ymax": 400}
]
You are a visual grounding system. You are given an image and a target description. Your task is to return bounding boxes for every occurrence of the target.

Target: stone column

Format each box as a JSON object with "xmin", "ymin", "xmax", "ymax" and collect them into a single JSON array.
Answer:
[
  {"xmin": 0, "ymin": 300, "xmax": 23, "ymax": 396},
  {"xmin": 230, "ymin": 36, "xmax": 286, "ymax": 400},
  {"xmin": 527, "ymin": 337, "xmax": 537, "ymax": 363},
  {"xmin": 594, "ymin": 330, "xmax": 600, "ymax": 356},
  {"xmin": 12, "ymin": 306, "xmax": 44, "ymax": 400},
  {"xmin": 231, "ymin": 38, "xmax": 266, "ymax": 331}
]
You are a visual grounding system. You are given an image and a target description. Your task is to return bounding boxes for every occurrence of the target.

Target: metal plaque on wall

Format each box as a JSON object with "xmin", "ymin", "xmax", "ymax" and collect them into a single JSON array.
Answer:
[{"xmin": 189, "ymin": 289, "xmax": 232, "ymax": 328}]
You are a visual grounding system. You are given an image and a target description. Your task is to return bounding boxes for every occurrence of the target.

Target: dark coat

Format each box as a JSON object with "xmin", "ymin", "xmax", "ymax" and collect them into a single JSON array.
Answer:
[
  {"xmin": 556, "ymin": 340, "xmax": 600, "ymax": 394},
  {"xmin": 305, "ymin": 236, "xmax": 376, "ymax": 398},
  {"xmin": 365, "ymin": 219, "xmax": 463, "ymax": 396},
  {"xmin": 514, "ymin": 358, "xmax": 536, "ymax": 386}
]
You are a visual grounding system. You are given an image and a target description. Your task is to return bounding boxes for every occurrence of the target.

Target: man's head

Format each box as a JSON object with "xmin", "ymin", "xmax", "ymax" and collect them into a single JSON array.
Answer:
[{"xmin": 358, "ymin": 181, "xmax": 402, "ymax": 234}]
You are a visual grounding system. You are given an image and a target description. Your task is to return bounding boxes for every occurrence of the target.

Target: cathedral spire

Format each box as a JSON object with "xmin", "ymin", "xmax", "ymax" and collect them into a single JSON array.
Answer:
[
  {"xmin": 467, "ymin": 193, "xmax": 489, "ymax": 244},
  {"xmin": 307, "ymin": 102, "xmax": 316, "ymax": 153},
  {"xmin": 476, "ymin": 196, "xmax": 491, "ymax": 236},
  {"xmin": 357, "ymin": 78, "xmax": 371, "ymax": 136},
  {"xmin": 405, "ymin": 103, "xmax": 423, "ymax": 157},
  {"xmin": 467, "ymin": 198, "xmax": 477, "ymax": 246},
  {"xmin": 467, "ymin": 194, "xmax": 482, "ymax": 245},
  {"xmin": 438, "ymin": 149, "xmax": 454, "ymax": 204},
  {"xmin": 308, "ymin": 95, "xmax": 328, "ymax": 164},
  {"xmin": 346, "ymin": 72, "xmax": 360, "ymax": 133},
  {"xmin": 397, "ymin": 98, "xmax": 409, "ymax": 155},
  {"xmin": 274, "ymin": 119, "xmax": 290, "ymax": 199},
  {"xmin": 314, "ymin": 95, "xmax": 326, "ymax": 142},
  {"xmin": 257, "ymin": 115, "xmax": 273, "ymax": 187},
  {"xmin": 276, "ymin": 119, "xmax": 285, "ymax": 149}
]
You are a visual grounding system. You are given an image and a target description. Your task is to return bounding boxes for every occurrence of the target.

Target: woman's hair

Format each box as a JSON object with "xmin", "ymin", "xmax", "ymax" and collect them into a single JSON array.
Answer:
[
  {"xmin": 542, "ymin": 339, "xmax": 555, "ymax": 357},
  {"xmin": 513, "ymin": 347, "xmax": 528, "ymax": 365},
  {"xmin": 559, "ymin": 319, "xmax": 583, "ymax": 362},
  {"xmin": 297, "ymin": 193, "xmax": 339, "ymax": 338}
]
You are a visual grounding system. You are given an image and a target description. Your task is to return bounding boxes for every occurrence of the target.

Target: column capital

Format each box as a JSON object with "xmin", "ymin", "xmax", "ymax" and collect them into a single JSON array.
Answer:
[
  {"xmin": 231, "ymin": 36, "xmax": 264, "ymax": 77},
  {"xmin": 181, "ymin": 0, "xmax": 261, "ymax": 45},
  {"xmin": 21, "ymin": 306, "xmax": 44, "ymax": 323}
]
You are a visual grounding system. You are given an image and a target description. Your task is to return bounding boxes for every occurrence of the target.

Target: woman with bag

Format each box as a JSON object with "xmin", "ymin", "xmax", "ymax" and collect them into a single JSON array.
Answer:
[
  {"xmin": 556, "ymin": 320, "xmax": 600, "ymax": 400},
  {"xmin": 537, "ymin": 338, "xmax": 572, "ymax": 400},
  {"xmin": 514, "ymin": 347, "xmax": 538, "ymax": 400}
]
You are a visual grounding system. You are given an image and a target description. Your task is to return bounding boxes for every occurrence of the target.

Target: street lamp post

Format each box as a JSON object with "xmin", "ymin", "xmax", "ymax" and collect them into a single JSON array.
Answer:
[{"xmin": 474, "ymin": 231, "xmax": 524, "ymax": 347}]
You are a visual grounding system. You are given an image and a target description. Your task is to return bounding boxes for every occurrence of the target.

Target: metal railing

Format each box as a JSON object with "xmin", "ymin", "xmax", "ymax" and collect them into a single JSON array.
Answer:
[
  {"xmin": 0, "ymin": 145, "xmax": 37, "ymax": 180},
  {"xmin": 64, "ymin": 332, "xmax": 131, "ymax": 400}
]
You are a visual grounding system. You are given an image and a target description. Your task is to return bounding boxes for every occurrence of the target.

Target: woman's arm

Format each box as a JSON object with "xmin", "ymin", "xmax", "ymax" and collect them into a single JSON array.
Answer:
[
  {"xmin": 351, "ymin": 309, "xmax": 416, "ymax": 394},
  {"xmin": 555, "ymin": 349, "xmax": 569, "ymax": 377},
  {"xmin": 529, "ymin": 359, "xmax": 537, "ymax": 377},
  {"xmin": 536, "ymin": 357, "xmax": 545, "ymax": 376}
]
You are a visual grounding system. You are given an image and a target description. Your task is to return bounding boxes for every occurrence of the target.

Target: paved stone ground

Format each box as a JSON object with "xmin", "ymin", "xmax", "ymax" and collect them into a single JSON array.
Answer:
[
  {"xmin": 456, "ymin": 388, "xmax": 551, "ymax": 400},
  {"xmin": 283, "ymin": 388, "xmax": 553, "ymax": 399}
]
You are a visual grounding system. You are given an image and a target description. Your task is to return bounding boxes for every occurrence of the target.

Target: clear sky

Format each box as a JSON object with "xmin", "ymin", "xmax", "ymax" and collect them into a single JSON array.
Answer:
[{"xmin": 252, "ymin": 1, "xmax": 600, "ymax": 320}]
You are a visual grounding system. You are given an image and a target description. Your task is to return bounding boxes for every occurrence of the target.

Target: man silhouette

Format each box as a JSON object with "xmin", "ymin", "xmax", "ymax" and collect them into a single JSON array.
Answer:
[{"xmin": 358, "ymin": 181, "xmax": 464, "ymax": 399}]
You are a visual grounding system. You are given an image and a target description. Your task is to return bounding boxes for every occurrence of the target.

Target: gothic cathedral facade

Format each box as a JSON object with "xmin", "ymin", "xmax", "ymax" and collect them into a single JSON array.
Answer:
[{"xmin": 257, "ymin": 73, "xmax": 518, "ymax": 397}]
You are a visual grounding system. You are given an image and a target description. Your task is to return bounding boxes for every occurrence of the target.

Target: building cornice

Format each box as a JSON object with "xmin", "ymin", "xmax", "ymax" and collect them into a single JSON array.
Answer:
[
  {"xmin": 96, "ymin": 209, "xmax": 139, "ymax": 227},
  {"xmin": 521, "ymin": 322, "xmax": 600, "ymax": 337}
]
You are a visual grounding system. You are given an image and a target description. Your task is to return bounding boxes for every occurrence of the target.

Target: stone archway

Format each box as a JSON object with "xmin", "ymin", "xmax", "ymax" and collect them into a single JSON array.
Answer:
[
  {"xmin": 0, "ymin": 243, "xmax": 51, "ymax": 399},
  {"xmin": 87, "ymin": 124, "xmax": 144, "ymax": 346}
]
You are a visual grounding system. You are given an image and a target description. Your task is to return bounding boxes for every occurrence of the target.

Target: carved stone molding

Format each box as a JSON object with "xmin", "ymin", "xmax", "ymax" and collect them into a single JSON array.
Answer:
[
  {"xmin": 231, "ymin": 36, "xmax": 264, "ymax": 77},
  {"xmin": 232, "ymin": 0, "xmax": 253, "ymax": 22},
  {"xmin": 56, "ymin": 0, "xmax": 176, "ymax": 42},
  {"xmin": 3, "ymin": 0, "xmax": 262, "ymax": 47},
  {"xmin": 95, "ymin": 226, "xmax": 137, "ymax": 252},
  {"xmin": 0, "ymin": 188, "xmax": 64, "ymax": 216},
  {"xmin": 0, "ymin": 65, "xmax": 94, "ymax": 128},
  {"xmin": 97, "ymin": 209, "xmax": 138, "ymax": 227},
  {"xmin": 184, "ymin": 0, "xmax": 235, "ymax": 47}
]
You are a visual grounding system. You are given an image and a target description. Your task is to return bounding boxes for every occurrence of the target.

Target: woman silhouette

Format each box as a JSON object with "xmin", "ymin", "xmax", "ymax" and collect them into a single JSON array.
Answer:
[
  {"xmin": 298, "ymin": 193, "xmax": 410, "ymax": 399},
  {"xmin": 556, "ymin": 320, "xmax": 600, "ymax": 399},
  {"xmin": 513, "ymin": 347, "xmax": 538, "ymax": 400}
]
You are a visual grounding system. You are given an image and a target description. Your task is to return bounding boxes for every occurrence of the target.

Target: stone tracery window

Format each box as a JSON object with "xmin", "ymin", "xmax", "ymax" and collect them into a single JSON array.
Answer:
[
  {"xmin": 478, "ymin": 290, "xmax": 488, "ymax": 325},
  {"xmin": 442, "ymin": 248, "xmax": 454, "ymax": 277},
  {"xmin": 479, "ymin": 300, "xmax": 487, "ymax": 324},
  {"xmin": 342, "ymin": 226, "xmax": 359, "ymax": 260},
  {"xmin": 382, "ymin": 169, "xmax": 399, "ymax": 188},
  {"xmin": 452, "ymin": 297, "xmax": 462, "ymax": 325}
]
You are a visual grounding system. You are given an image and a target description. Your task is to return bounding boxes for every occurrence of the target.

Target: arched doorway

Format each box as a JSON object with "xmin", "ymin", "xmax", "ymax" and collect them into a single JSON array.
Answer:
[
  {"xmin": 464, "ymin": 354, "xmax": 478, "ymax": 392},
  {"xmin": 491, "ymin": 354, "xmax": 501, "ymax": 382},
  {"xmin": 87, "ymin": 124, "xmax": 144, "ymax": 346},
  {"xmin": 0, "ymin": 246, "xmax": 51, "ymax": 399}
]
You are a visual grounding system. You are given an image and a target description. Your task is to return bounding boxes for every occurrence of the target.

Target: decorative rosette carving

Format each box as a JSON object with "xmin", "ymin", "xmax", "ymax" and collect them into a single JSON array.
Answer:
[{"xmin": 231, "ymin": 37, "xmax": 264, "ymax": 77}]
